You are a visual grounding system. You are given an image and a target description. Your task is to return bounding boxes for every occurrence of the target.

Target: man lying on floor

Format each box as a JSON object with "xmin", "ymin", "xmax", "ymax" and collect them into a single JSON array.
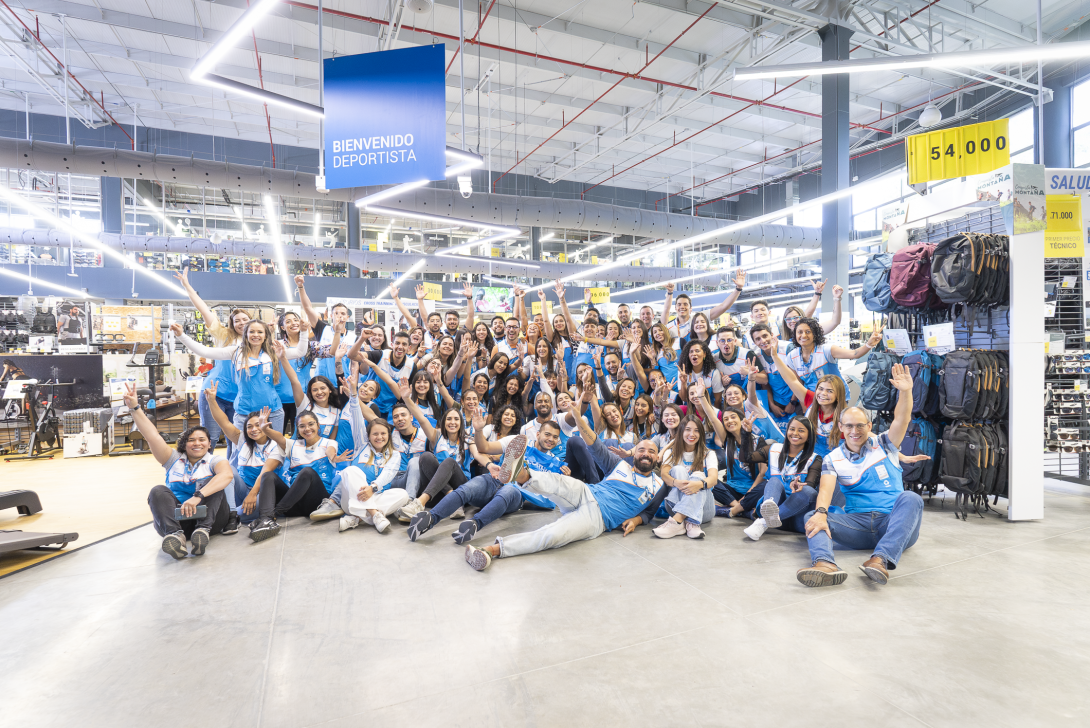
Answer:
[{"xmin": 462, "ymin": 392, "xmax": 671, "ymax": 571}]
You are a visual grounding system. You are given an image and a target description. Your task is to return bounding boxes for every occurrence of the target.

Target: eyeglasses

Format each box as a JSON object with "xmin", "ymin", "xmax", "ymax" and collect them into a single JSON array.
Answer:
[
  {"xmin": 840, "ymin": 423, "xmax": 871, "ymax": 431},
  {"xmin": 1057, "ymin": 430, "xmax": 1082, "ymax": 441},
  {"xmin": 784, "ymin": 316, "xmax": 800, "ymax": 324},
  {"xmin": 1046, "ymin": 441, "xmax": 1090, "ymax": 453},
  {"xmin": 1054, "ymin": 406, "xmax": 1083, "ymax": 416}
]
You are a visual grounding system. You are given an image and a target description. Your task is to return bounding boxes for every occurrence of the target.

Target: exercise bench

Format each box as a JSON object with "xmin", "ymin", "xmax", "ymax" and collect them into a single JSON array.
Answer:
[{"xmin": 0, "ymin": 490, "xmax": 79, "ymax": 556}]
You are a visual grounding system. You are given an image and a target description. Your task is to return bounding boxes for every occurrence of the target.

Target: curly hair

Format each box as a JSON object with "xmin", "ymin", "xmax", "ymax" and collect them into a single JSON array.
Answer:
[
  {"xmin": 791, "ymin": 317, "xmax": 826, "ymax": 347},
  {"xmin": 176, "ymin": 425, "xmax": 212, "ymax": 453}
]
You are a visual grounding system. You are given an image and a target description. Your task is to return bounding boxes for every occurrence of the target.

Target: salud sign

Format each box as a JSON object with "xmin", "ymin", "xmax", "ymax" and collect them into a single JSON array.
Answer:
[
  {"xmin": 905, "ymin": 118, "xmax": 1010, "ymax": 186},
  {"xmin": 323, "ymin": 45, "xmax": 447, "ymax": 189}
]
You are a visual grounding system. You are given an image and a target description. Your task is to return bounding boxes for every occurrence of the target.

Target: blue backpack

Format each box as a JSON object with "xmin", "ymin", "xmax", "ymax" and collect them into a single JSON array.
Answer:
[
  {"xmin": 900, "ymin": 417, "xmax": 937, "ymax": 486},
  {"xmin": 862, "ymin": 253, "xmax": 898, "ymax": 313},
  {"xmin": 900, "ymin": 350, "xmax": 933, "ymax": 415}
]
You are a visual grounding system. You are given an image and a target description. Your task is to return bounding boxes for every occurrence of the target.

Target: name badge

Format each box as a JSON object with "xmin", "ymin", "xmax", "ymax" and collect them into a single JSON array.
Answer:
[
  {"xmin": 875, "ymin": 464, "xmax": 889, "ymax": 480},
  {"xmin": 262, "ymin": 362, "xmax": 272, "ymax": 376}
]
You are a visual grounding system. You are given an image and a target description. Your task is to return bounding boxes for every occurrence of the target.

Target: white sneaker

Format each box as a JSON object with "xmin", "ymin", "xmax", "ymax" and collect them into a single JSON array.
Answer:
[
  {"xmin": 310, "ymin": 498, "xmax": 344, "ymax": 521},
  {"xmin": 652, "ymin": 519, "xmax": 687, "ymax": 539},
  {"xmin": 684, "ymin": 521, "xmax": 705, "ymax": 540},
  {"xmin": 372, "ymin": 512, "xmax": 391, "ymax": 533},
  {"xmin": 450, "ymin": 506, "xmax": 465, "ymax": 520},
  {"xmin": 338, "ymin": 515, "xmax": 361, "ymax": 532},
  {"xmin": 395, "ymin": 499, "xmax": 423, "ymax": 523},
  {"xmin": 760, "ymin": 499, "xmax": 782, "ymax": 528},
  {"xmin": 744, "ymin": 518, "xmax": 768, "ymax": 541}
]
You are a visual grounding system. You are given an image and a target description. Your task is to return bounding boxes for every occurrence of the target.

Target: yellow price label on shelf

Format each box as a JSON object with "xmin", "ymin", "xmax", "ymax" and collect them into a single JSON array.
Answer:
[
  {"xmin": 886, "ymin": 339, "xmax": 897, "ymax": 349},
  {"xmin": 589, "ymin": 287, "xmax": 610, "ymax": 304},
  {"xmin": 905, "ymin": 118, "xmax": 1010, "ymax": 185},
  {"xmin": 421, "ymin": 282, "xmax": 442, "ymax": 301},
  {"xmin": 1045, "ymin": 195, "xmax": 1084, "ymax": 258}
]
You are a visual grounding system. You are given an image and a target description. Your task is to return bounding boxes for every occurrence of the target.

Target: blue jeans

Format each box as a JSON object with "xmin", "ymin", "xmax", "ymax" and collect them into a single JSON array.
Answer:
[
  {"xmin": 198, "ymin": 394, "xmax": 237, "ymax": 460},
  {"xmin": 805, "ymin": 491, "xmax": 924, "ymax": 568},
  {"xmin": 761, "ymin": 477, "xmax": 818, "ymax": 534},
  {"xmin": 431, "ymin": 474, "xmax": 522, "ymax": 527},
  {"xmin": 563, "ymin": 437, "xmax": 602, "ymax": 483}
]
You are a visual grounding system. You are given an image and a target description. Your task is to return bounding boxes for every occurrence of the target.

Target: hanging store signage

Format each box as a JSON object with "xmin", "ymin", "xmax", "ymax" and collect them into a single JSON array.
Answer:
[
  {"xmin": 905, "ymin": 119, "xmax": 1010, "ymax": 186},
  {"xmin": 1044, "ymin": 195, "xmax": 1084, "ymax": 258},
  {"xmin": 589, "ymin": 287, "xmax": 611, "ymax": 304},
  {"xmin": 421, "ymin": 282, "xmax": 442, "ymax": 301},
  {"xmin": 323, "ymin": 45, "xmax": 447, "ymax": 189}
]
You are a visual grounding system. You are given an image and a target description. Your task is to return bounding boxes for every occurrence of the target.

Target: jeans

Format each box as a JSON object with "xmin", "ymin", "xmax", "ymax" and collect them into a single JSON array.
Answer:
[
  {"xmin": 496, "ymin": 470, "xmax": 605, "ymax": 558},
  {"xmin": 664, "ymin": 487, "xmax": 714, "ymax": 524},
  {"xmin": 198, "ymin": 394, "xmax": 236, "ymax": 460},
  {"xmin": 431, "ymin": 474, "xmax": 522, "ymax": 527},
  {"xmin": 805, "ymin": 490, "xmax": 924, "ymax": 568},
  {"xmin": 761, "ymin": 477, "xmax": 818, "ymax": 534},
  {"xmin": 259, "ymin": 469, "xmax": 329, "ymax": 519},
  {"xmin": 563, "ymin": 437, "xmax": 602, "ymax": 483},
  {"xmin": 148, "ymin": 485, "xmax": 229, "ymax": 538}
]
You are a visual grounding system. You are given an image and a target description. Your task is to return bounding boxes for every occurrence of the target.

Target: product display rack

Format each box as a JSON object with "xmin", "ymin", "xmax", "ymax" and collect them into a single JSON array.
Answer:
[{"xmin": 1043, "ymin": 257, "xmax": 1089, "ymax": 482}]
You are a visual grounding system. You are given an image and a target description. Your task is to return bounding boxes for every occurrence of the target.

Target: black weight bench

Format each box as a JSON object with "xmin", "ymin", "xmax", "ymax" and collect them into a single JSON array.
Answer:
[
  {"xmin": 0, "ymin": 490, "xmax": 43, "ymax": 516},
  {"xmin": 0, "ymin": 490, "xmax": 79, "ymax": 556}
]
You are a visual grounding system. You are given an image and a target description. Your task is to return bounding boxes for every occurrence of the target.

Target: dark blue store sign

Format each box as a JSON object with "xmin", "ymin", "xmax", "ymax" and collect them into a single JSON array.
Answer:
[{"xmin": 323, "ymin": 45, "xmax": 446, "ymax": 189}]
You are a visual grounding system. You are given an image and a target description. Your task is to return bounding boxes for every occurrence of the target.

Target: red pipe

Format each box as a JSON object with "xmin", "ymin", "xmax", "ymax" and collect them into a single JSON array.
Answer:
[
  {"xmin": 0, "ymin": 0, "xmax": 133, "ymax": 145},
  {"xmin": 247, "ymin": 6, "xmax": 277, "ymax": 169},
  {"xmin": 492, "ymin": 3, "xmax": 717, "ymax": 189},
  {"xmin": 446, "ymin": 0, "xmax": 497, "ymax": 75}
]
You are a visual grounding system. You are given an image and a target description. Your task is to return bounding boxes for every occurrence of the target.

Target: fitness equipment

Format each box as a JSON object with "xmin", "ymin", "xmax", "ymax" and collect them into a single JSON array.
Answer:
[{"xmin": 0, "ymin": 490, "xmax": 79, "ymax": 555}]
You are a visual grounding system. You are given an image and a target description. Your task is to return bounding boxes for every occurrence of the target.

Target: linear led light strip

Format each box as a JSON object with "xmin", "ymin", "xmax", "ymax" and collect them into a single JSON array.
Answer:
[
  {"xmin": 733, "ymin": 40, "xmax": 1090, "ymax": 80},
  {"xmin": 0, "ymin": 267, "xmax": 88, "ymax": 297},
  {"xmin": 189, "ymin": 0, "xmax": 324, "ymax": 117},
  {"xmin": 376, "ymin": 259, "xmax": 427, "ymax": 299},
  {"xmin": 262, "ymin": 194, "xmax": 294, "ymax": 302},
  {"xmin": 522, "ymin": 170, "xmax": 901, "ymax": 294},
  {"xmin": 0, "ymin": 186, "xmax": 187, "ymax": 296}
]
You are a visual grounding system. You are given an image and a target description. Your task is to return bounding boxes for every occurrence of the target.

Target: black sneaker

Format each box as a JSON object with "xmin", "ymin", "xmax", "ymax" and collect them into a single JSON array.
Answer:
[
  {"xmin": 407, "ymin": 510, "xmax": 435, "ymax": 542},
  {"xmin": 221, "ymin": 511, "xmax": 240, "ymax": 535},
  {"xmin": 161, "ymin": 531, "xmax": 187, "ymax": 560},
  {"xmin": 249, "ymin": 517, "xmax": 281, "ymax": 543},
  {"xmin": 451, "ymin": 520, "xmax": 478, "ymax": 545},
  {"xmin": 190, "ymin": 527, "xmax": 210, "ymax": 556}
]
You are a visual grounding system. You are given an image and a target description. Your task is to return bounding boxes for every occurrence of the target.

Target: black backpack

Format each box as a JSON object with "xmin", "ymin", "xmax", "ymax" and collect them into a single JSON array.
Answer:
[
  {"xmin": 931, "ymin": 233, "xmax": 982, "ymax": 304},
  {"xmin": 860, "ymin": 351, "xmax": 899, "ymax": 412},
  {"xmin": 939, "ymin": 350, "xmax": 982, "ymax": 420}
]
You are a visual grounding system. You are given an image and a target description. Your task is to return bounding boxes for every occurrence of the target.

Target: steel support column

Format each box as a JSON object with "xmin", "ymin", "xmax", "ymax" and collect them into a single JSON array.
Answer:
[
  {"xmin": 1042, "ymin": 80, "xmax": 1070, "ymax": 168},
  {"xmin": 530, "ymin": 226, "xmax": 542, "ymax": 286},
  {"xmin": 819, "ymin": 24, "xmax": 852, "ymax": 311},
  {"xmin": 347, "ymin": 202, "xmax": 361, "ymax": 278},
  {"xmin": 100, "ymin": 177, "xmax": 123, "ymax": 234}
]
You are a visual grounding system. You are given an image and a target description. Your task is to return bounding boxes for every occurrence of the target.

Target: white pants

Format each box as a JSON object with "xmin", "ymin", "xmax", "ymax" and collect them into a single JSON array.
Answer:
[
  {"xmin": 496, "ymin": 470, "xmax": 605, "ymax": 558},
  {"xmin": 341, "ymin": 468, "xmax": 411, "ymax": 518}
]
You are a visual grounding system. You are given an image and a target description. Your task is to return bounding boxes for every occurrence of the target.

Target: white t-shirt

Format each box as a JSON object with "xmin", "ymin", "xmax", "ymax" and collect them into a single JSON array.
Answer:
[{"xmin": 662, "ymin": 447, "xmax": 717, "ymax": 485}]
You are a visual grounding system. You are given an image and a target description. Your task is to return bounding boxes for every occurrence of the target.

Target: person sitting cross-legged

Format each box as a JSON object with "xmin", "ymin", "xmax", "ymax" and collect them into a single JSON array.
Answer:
[
  {"xmin": 796, "ymin": 363, "xmax": 925, "ymax": 588},
  {"xmin": 462, "ymin": 389, "xmax": 671, "ymax": 572}
]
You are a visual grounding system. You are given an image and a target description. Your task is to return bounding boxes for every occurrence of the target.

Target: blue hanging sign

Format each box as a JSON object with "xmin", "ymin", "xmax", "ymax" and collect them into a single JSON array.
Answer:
[{"xmin": 323, "ymin": 45, "xmax": 447, "ymax": 189}]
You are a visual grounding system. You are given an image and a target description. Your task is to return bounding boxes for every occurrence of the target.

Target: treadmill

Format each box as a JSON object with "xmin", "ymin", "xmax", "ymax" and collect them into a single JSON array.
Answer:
[{"xmin": 0, "ymin": 490, "xmax": 79, "ymax": 555}]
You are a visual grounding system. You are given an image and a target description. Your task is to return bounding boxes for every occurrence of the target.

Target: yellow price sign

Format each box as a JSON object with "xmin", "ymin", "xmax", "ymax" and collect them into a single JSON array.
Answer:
[
  {"xmin": 589, "ymin": 287, "xmax": 610, "ymax": 304},
  {"xmin": 906, "ymin": 118, "xmax": 1010, "ymax": 185},
  {"xmin": 531, "ymin": 301, "xmax": 542, "ymax": 316},
  {"xmin": 421, "ymin": 282, "xmax": 442, "ymax": 301},
  {"xmin": 558, "ymin": 253, "xmax": 567, "ymax": 263},
  {"xmin": 927, "ymin": 336, "xmax": 938, "ymax": 348},
  {"xmin": 1045, "ymin": 195, "xmax": 1084, "ymax": 258}
]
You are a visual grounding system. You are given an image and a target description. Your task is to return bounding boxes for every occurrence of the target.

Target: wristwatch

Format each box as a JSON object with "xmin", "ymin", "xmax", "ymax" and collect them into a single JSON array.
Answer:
[{"xmin": 815, "ymin": 507, "xmax": 828, "ymax": 514}]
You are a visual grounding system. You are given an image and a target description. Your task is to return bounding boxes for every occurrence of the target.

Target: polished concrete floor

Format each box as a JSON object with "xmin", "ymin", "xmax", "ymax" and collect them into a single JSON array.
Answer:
[{"xmin": 1, "ymin": 481, "xmax": 1088, "ymax": 728}]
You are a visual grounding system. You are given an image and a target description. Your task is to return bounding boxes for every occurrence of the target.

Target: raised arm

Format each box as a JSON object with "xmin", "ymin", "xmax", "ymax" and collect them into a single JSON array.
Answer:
[
  {"xmin": 802, "ymin": 278, "xmax": 825, "ymax": 318},
  {"xmin": 707, "ymin": 268, "xmax": 746, "ymax": 320},
  {"xmin": 693, "ymin": 381, "xmax": 727, "ymax": 446},
  {"xmin": 122, "ymin": 383, "xmax": 174, "ymax": 465},
  {"xmin": 258, "ymin": 406, "xmax": 289, "ymax": 452},
  {"xmin": 660, "ymin": 282, "xmax": 674, "ymax": 327},
  {"xmin": 818, "ymin": 284, "xmax": 844, "ymax": 333},
  {"xmin": 829, "ymin": 325, "xmax": 881, "ymax": 360},
  {"xmin": 538, "ymin": 290, "xmax": 554, "ymax": 339},
  {"xmin": 389, "ymin": 285, "xmax": 417, "ymax": 328},
  {"xmin": 554, "ymin": 280, "xmax": 578, "ymax": 335},
  {"xmin": 173, "ymin": 268, "xmax": 218, "ymax": 331},
  {"xmin": 295, "ymin": 275, "xmax": 321, "ymax": 328},
  {"xmin": 886, "ymin": 363, "xmax": 914, "ymax": 447},
  {"xmin": 461, "ymin": 282, "xmax": 476, "ymax": 330},
  {"xmin": 515, "ymin": 288, "xmax": 529, "ymax": 335},
  {"xmin": 172, "ymin": 324, "xmax": 234, "ymax": 360},
  {"xmin": 769, "ymin": 343, "xmax": 809, "ymax": 404},
  {"xmin": 414, "ymin": 284, "xmax": 430, "ymax": 324},
  {"xmin": 573, "ymin": 384, "xmax": 599, "ymax": 447},
  {"xmin": 202, "ymin": 382, "xmax": 240, "ymax": 444}
]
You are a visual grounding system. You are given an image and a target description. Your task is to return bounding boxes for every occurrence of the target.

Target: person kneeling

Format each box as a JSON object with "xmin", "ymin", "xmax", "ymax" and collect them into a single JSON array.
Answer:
[
  {"xmin": 797, "ymin": 365, "xmax": 924, "ymax": 588},
  {"xmin": 127, "ymin": 384, "xmax": 233, "ymax": 559}
]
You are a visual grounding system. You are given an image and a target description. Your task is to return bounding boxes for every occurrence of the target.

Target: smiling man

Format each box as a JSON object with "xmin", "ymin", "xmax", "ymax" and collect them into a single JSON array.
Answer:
[
  {"xmin": 463, "ymin": 391, "xmax": 670, "ymax": 571},
  {"xmin": 796, "ymin": 363, "xmax": 925, "ymax": 588}
]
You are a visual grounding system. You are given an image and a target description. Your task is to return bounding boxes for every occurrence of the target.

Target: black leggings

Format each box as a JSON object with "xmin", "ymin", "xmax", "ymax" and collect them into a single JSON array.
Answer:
[
  {"xmin": 259, "ymin": 468, "xmax": 329, "ymax": 519},
  {"xmin": 148, "ymin": 485, "xmax": 230, "ymax": 537},
  {"xmin": 418, "ymin": 452, "xmax": 469, "ymax": 504},
  {"xmin": 281, "ymin": 402, "xmax": 298, "ymax": 436}
]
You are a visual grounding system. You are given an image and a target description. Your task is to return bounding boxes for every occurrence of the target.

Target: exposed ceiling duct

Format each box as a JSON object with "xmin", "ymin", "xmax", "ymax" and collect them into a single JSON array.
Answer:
[
  {"xmin": 0, "ymin": 228, "xmax": 700, "ymax": 283},
  {"xmin": 0, "ymin": 138, "xmax": 821, "ymax": 249}
]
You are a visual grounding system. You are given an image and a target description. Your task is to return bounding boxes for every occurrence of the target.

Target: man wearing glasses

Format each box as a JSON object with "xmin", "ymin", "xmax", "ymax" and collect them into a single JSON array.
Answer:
[{"xmin": 797, "ymin": 363, "xmax": 925, "ymax": 588}]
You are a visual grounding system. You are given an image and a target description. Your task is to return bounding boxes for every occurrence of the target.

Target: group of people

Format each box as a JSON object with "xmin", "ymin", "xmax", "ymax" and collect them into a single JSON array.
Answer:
[{"xmin": 136, "ymin": 270, "xmax": 926, "ymax": 588}]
